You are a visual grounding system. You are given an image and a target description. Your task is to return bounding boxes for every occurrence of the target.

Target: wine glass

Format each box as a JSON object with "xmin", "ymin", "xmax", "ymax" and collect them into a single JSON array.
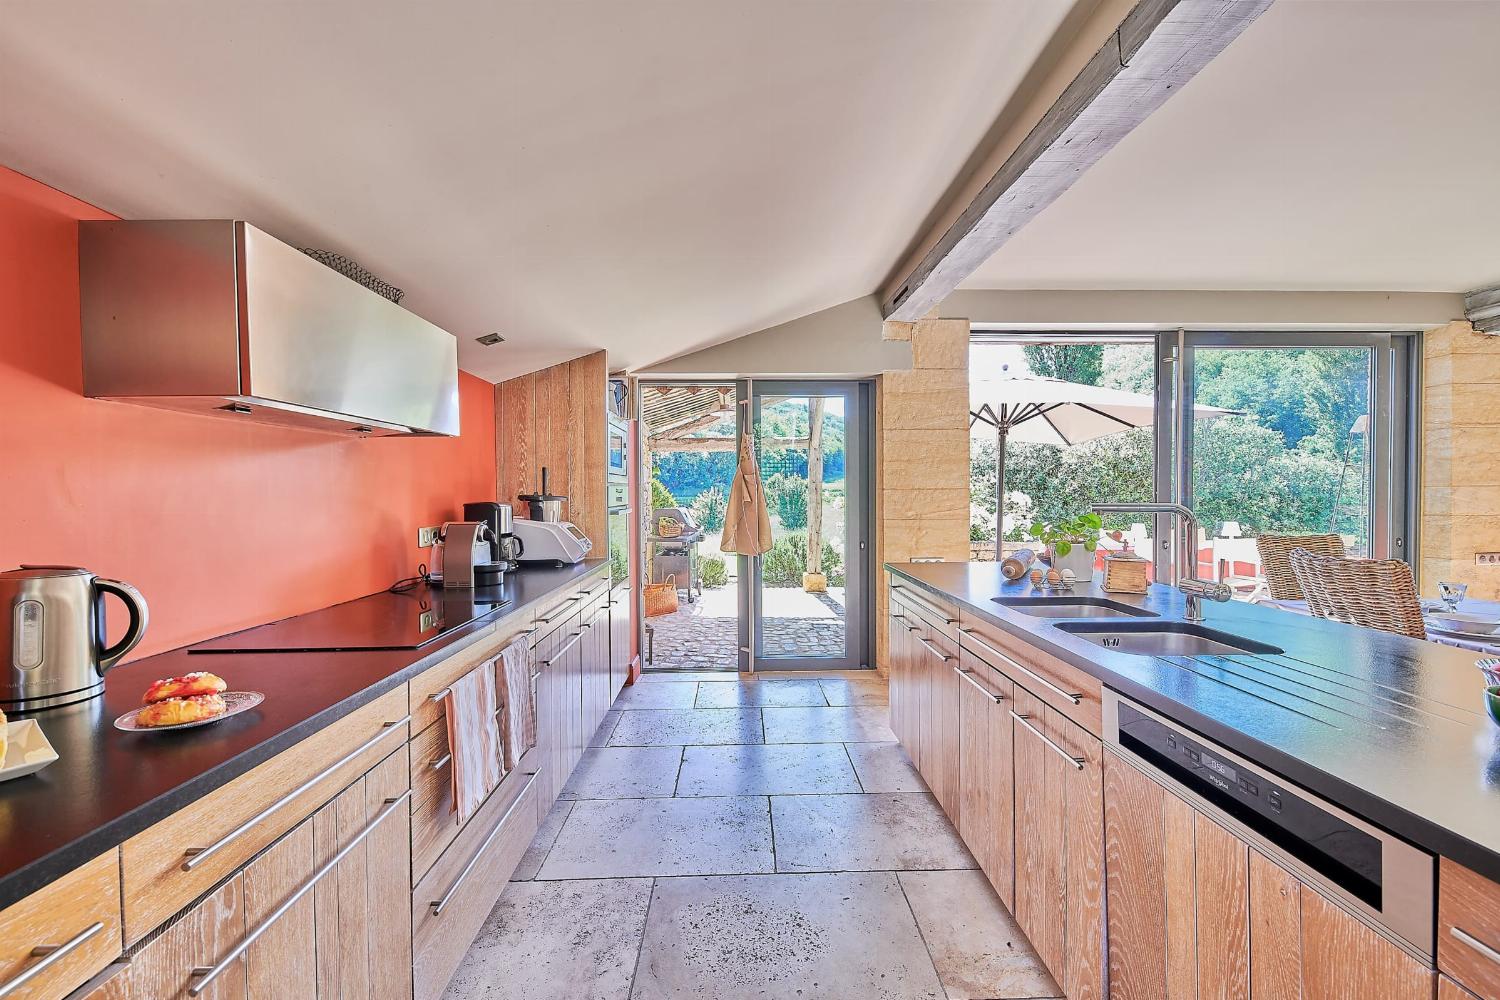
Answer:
[{"xmin": 1438, "ymin": 580, "xmax": 1468, "ymax": 612}]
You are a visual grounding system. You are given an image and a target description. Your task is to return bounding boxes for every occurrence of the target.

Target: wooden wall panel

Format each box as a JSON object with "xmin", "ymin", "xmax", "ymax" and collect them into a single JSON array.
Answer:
[
  {"xmin": 495, "ymin": 351, "xmax": 607, "ymax": 548},
  {"xmin": 1247, "ymin": 850, "xmax": 1303, "ymax": 1000}
]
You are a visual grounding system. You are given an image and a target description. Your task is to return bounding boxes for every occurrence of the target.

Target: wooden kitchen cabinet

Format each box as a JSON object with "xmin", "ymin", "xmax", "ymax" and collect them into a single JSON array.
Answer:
[
  {"xmin": 91, "ymin": 750, "xmax": 412, "ymax": 1000},
  {"xmin": 956, "ymin": 650, "xmax": 1015, "ymax": 909},
  {"xmin": 0, "ymin": 850, "xmax": 122, "ymax": 1000},
  {"xmin": 608, "ymin": 582, "xmax": 632, "ymax": 698},
  {"xmin": 887, "ymin": 608, "xmax": 913, "ymax": 748},
  {"xmin": 1104, "ymin": 748, "xmax": 1432, "ymax": 1000},
  {"xmin": 1440, "ymin": 856, "xmax": 1500, "ymax": 1000},
  {"xmin": 1012, "ymin": 688, "xmax": 1105, "ymax": 1000},
  {"xmin": 915, "ymin": 621, "xmax": 961, "ymax": 821},
  {"xmin": 534, "ymin": 608, "xmax": 587, "ymax": 810},
  {"xmin": 1104, "ymin": 750, "xmax": 1250, "ymax": 1000}
]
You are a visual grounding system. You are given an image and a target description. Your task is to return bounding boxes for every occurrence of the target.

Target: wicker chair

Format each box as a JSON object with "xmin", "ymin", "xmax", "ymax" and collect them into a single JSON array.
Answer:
[
  {"xmin": 1255, "ymin": 533, "xmax": 1346, "ymax": 600},
  {"xmin": 1287, "ymin": 548, "xmax": 1426, "ymax": 639}
]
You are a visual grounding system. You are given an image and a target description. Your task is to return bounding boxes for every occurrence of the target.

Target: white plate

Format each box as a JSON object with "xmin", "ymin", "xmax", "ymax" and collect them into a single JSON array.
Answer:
[
  {"xmin": 0, "ymin": 719, "xmax": 59, "ymax": 782},
  {"xmin": 1426, "ymin": 611, "xmax": 1500, "ymax": 636},
  {"xmin": 1427, "ymin": 625, "xmax": 1500, "ymax": 646},
  {"xmin": 114, "ymin": 691, "xmax": 265, "ymax": 733}
]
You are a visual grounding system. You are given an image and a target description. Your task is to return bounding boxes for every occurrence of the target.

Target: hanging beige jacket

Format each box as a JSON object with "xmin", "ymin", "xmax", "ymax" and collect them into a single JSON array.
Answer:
[{"xmin": 721, "ymin": 432, "xmax": 773, "ymax": 555}]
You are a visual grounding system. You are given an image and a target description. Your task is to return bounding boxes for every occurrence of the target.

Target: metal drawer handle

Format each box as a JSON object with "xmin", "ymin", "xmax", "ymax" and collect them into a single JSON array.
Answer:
[
  {"xmin": 188, "ymin": 790, "xmax": 412, "ymax": 996},
  {"xmin": 182, "ymin": 715, "xmax": 410, "ymax": 871},
  {"xmin": 891, "ymin": 586, "xmax": 957, "ymax": 624},
  {"xmin": 1451, "ymin": 926, "xmax": 1500, "ymax": 967},
  {"xmin": 541, "ymin": 630, "xmax": 585, "ymax": 665},
  {"xmin": 953, "ymin": 665, "xmax": 1003, "ymax": 704},
  {"xmin": 0, "ymin": 921, "xmax": 106, "ymax": 998},
  {"xmin": 914, "ymin": 635, "xmax": 953, "ymax": 663},
  {"xmin": 536, "ymin": 596, "xmax": 584, "ymax": 624},
  {"xmin": 1010, "ymin": 711, "xmax": 1085, "ymax": 771},
  {"xmin": 430, "ymin": 772, "xmax": 538, "ymax": 916},
  {"xmin": 961, "ymin": 628, "xmax": 1083, "ymax": 706},
  {"xmin": 429, "ymin": 753, "xmax": 453, "ymax": 771}
]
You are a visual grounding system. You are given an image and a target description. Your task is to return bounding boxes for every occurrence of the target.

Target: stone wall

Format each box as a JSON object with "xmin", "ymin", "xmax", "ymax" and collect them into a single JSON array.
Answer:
[
  {"xmin": 1421, "ymin": 320, "xmax": 1500, "ymax": 599},
  {"xmin": 874, "ymin": 316, "xmax": 971, "ymax": 672}
]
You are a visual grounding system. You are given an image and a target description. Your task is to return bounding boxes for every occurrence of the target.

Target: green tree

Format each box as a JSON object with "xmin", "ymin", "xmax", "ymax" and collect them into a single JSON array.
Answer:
[
  {"xmin": 689, "ymin": 485, "xmax": 727, "ymax": 532},
  {"xmin": 1022, "ymin": 344, "xmax": 1104, "ymax": 386}
]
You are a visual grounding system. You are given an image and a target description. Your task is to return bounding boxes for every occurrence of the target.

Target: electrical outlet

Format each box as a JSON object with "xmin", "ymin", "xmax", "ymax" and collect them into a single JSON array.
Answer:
[
  {"xmin": 1477, "ymin": 552, "xmax": 1500, "ymax": 566},
  {"xmin": 418, "ymin": 525, "xmax": 441, "ymax": 548}
]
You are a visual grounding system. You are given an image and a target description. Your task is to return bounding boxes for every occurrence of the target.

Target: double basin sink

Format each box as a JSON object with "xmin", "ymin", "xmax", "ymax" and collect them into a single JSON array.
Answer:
[{"xmin": 992, "ymin": 596, "xmax": 1283, "ymax": 658}]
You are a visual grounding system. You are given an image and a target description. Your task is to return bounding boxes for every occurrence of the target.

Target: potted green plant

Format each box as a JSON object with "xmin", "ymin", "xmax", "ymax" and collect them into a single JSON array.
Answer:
[{"xmin": 1025, "ymin": 513, "xmax": 1103, "ymax": 583}]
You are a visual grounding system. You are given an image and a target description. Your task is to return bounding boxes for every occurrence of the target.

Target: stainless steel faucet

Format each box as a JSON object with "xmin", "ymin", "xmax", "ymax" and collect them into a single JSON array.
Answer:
[{"xmin": 1091, "ymin": 502, "xmax": 1233, "ymax": 622}]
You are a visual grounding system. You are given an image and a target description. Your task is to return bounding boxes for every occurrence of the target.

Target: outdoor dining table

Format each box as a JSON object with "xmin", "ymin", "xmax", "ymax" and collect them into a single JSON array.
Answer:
[{"xmin": 1260, "ymin": 595, "xmax": 1500, "ymax": 655}]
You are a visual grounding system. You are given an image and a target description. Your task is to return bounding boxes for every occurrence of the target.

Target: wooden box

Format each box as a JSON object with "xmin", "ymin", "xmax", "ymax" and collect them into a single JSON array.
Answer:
[{"xmin": 1101, "ymin": 552, "xmax": 1149, "ymax": 594}]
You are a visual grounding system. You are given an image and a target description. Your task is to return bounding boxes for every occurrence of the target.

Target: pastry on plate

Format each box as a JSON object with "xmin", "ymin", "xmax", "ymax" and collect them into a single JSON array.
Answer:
[
  {"xmin": 135, "ymin": 693, "xmax": 227, "ymax": 728},
  {"xmin": 142, "ymin": 672, "xmax": 227, "ymax": 705}
]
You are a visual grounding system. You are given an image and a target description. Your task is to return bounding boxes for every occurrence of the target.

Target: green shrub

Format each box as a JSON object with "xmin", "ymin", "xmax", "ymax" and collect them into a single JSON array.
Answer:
[
  {"xmin": 700, "ymin": 554, "xmax": 728, "ymax": 588},
  {"xmin": 765, "ymin": 473, "xmax": 808, "ymax": 530},
  {"xmin": 761, "ymin": 533, "xmax": 844, "ymax": 588},
  {"xmin": 651, "ymin": 476, "xmax": 677, "ymax": 510},
  {"xmin": 690, "ymin": 485, "xmax": 728, "ymax": 533}
]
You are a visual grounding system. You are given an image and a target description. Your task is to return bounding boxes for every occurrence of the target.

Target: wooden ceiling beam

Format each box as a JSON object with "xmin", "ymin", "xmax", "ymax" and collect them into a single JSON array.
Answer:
[{"xmin": 880, "ymin": 0, "xmax": 1273, "ymax": 322}]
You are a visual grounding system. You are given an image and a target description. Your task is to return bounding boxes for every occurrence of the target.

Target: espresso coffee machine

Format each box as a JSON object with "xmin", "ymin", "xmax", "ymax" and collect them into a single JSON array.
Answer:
[{"xmin": 463, "ymin": 502, "xmax": 521, "ymax": 585}]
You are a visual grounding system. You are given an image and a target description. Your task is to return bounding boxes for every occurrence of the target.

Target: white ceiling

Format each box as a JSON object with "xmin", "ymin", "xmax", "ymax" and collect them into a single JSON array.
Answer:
[
  {"xmin": 961, "ymin": 0, "xmax": 1500, "ymax": 294},
  {"xmin": 0, "ymin": 0, "xmax": 1074, "ymax": 381}
]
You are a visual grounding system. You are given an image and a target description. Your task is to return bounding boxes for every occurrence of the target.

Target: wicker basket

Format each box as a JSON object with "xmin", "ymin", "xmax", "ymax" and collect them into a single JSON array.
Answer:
[
  {"xmin": 1255, "ymin": 533, "xmax": 1345, "ymax": 600},
  {"xmin": 1288, "ymin": 548, "xmax": 1425, "ymax": 639},
  {"xmin": 657, "ymin": 516, "xmax": 683, "ymax": 539},
  {"xmin": 644, "ymin": 576, "xmax": 680, "ymax": 618}
]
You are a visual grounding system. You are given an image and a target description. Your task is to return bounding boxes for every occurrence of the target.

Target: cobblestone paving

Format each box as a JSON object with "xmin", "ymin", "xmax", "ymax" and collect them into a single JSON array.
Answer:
[{"xmin": 648, "ymin": 594, "xmax": 847, "ymax": 670}]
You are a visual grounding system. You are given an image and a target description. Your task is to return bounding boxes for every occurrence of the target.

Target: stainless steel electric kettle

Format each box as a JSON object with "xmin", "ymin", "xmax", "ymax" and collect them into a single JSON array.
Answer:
[{"xmin": 1, "ymin": 565, "xmax": 149, "ymax": 712}]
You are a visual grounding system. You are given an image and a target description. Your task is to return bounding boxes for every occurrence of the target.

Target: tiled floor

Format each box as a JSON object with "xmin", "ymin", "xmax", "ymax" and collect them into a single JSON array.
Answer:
[{"xmin": 445, "ymin": 673, "xmax": 1061, "ymax": 1000}]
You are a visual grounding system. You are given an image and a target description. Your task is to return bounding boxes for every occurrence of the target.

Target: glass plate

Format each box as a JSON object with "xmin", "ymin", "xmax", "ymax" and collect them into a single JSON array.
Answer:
[{"xmin": 114, "ymin": 691, "xmax": 265, "ymax": 732}]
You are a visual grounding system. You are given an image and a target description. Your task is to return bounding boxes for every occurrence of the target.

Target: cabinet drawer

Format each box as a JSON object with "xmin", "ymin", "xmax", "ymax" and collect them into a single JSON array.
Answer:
[
  {"xmin": 410, "ymin": 719, "xmax": 459, "ymax": 883},
  {"xmin": 412, "ymin": 769, "xmax": 540, "ymax": 1000},
  {"xmin": 121, "ymin": 685, "xmax": 410, "ymax": 944},
  {"xmin": 890, "ymin": 583, "xmax": 959, "ymax": 642},
  {"xmin": 410, "ymin": 613, "xmax": 534, "ymax": 734},
  {"xmin": 1441, "ymin": 857, "xmax": 1500, "ymax": 1000},
  {"xmin": 0, "ymin": 851, "xmax": 121, "ymax": 1000},
  {"xmin": 958, "ymin": 610, "xmax": 1102, "ymax": 737},
  {"xmin": 83, "ymin": 874, "xmax": 244, "ymax": 1000}
]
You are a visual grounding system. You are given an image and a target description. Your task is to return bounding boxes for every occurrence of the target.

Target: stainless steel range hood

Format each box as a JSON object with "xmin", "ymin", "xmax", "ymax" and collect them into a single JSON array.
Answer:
[{"xmin": 79, "ymin": 220, "xmax": 459, "ymax": 436}]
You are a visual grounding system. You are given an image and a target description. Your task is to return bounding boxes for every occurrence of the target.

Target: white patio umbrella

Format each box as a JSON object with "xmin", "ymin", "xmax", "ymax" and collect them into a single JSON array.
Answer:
[{"xmin": 970, "ymin": 373, "xmax": 1234, "ymax": 545}]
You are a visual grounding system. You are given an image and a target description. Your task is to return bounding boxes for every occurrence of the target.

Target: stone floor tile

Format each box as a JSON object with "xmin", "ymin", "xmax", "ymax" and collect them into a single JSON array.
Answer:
[
  {"xmin": 511, "ymin": 799, "xmax": 574, "ymax": 882},
  {"xmin": 846, "ymin": 741, "xmax": 927, "ymax": 793},
  {"xmin": 693, "ymin": 678, "xmax": 828, "ymax": 708},
  {"xmin": 676, "ymin": 744, "xmax": 859, "ymax": 797},
  {"xmin": 590, "ymin": 710, "xmax": 623, "ymax": 747},
  {"xmin": 630, "ymin": 872, "xmax": 945, "ymax": 1000},
  {"xmin": 898, "ymin": 870, "xmax": 1062, "ymax": 1000},
  {"xmin": 538, "ymin": 797, "xmax": 774, "ymax": 879},
  {"xmin": 612, "ymin": 682, "xmax": 700, "ymax": 710},
  {"xmin": 818, "ymin": 676, "xmax": 889, "ymax": 706},
  {"xmin": 608, "ymin": 708, "xmax": 763, "ymax": 746},
  {"xmin": 444, "ymin": 877, "xmax": 653, "ymax": 1000},
  {"xmin": 770, "ymin": 792, "xmax": 975, "ymax": 873},
  {"xmin": 761, "ymin": 705, "xmax": 895, "ymax": 743},
  {"xmin": 560, "ymin": 746, "xmax": 683, "ymax": 800},
  {"xmin": 637, "ymin": 670, "xmax": 742, "ymax": 683}
]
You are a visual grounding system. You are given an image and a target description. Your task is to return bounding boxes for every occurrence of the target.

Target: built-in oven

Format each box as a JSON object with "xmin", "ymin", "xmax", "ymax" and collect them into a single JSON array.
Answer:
[
  {"xmin": 607, "ymin": 414, "xmax": 629, "ymax": 490},
  {"xmin": 1104, "ymin": 690, "xmax": 1435, "ymax": 961}
]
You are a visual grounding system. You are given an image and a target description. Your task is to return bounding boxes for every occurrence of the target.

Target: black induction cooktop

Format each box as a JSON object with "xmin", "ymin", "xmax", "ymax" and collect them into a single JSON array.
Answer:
[{"xmin": 189, "ymin": 584, "xmax": 514, "ymax": 654}]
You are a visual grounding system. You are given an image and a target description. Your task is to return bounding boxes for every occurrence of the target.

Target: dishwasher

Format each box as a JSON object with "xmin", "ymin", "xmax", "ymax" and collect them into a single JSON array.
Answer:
[{"xmin": 1103, "ymin": 690, "xmax": 1435, "ymax": 961}]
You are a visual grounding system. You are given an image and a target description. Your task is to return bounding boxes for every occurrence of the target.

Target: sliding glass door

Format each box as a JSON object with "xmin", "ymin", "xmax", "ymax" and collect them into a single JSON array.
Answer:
[{"xmin": 740, "ymin": 381, "xmax": 871, "ymax": 670}]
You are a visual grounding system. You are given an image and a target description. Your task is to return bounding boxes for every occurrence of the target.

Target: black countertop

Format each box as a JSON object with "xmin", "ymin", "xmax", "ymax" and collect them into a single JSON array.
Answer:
[
  {"xmin": 888, "ymin": 561, "xmax": 1500, "ymax": 882},
  {"xmin": 0, "ymin": 560, "xmax": 607, "ymax": 911}
]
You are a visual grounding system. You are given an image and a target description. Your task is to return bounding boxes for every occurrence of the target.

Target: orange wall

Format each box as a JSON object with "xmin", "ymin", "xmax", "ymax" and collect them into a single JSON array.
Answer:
[{"xmin": 0, "ymin": 166, "xmax": 497, "ymax": 658}]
